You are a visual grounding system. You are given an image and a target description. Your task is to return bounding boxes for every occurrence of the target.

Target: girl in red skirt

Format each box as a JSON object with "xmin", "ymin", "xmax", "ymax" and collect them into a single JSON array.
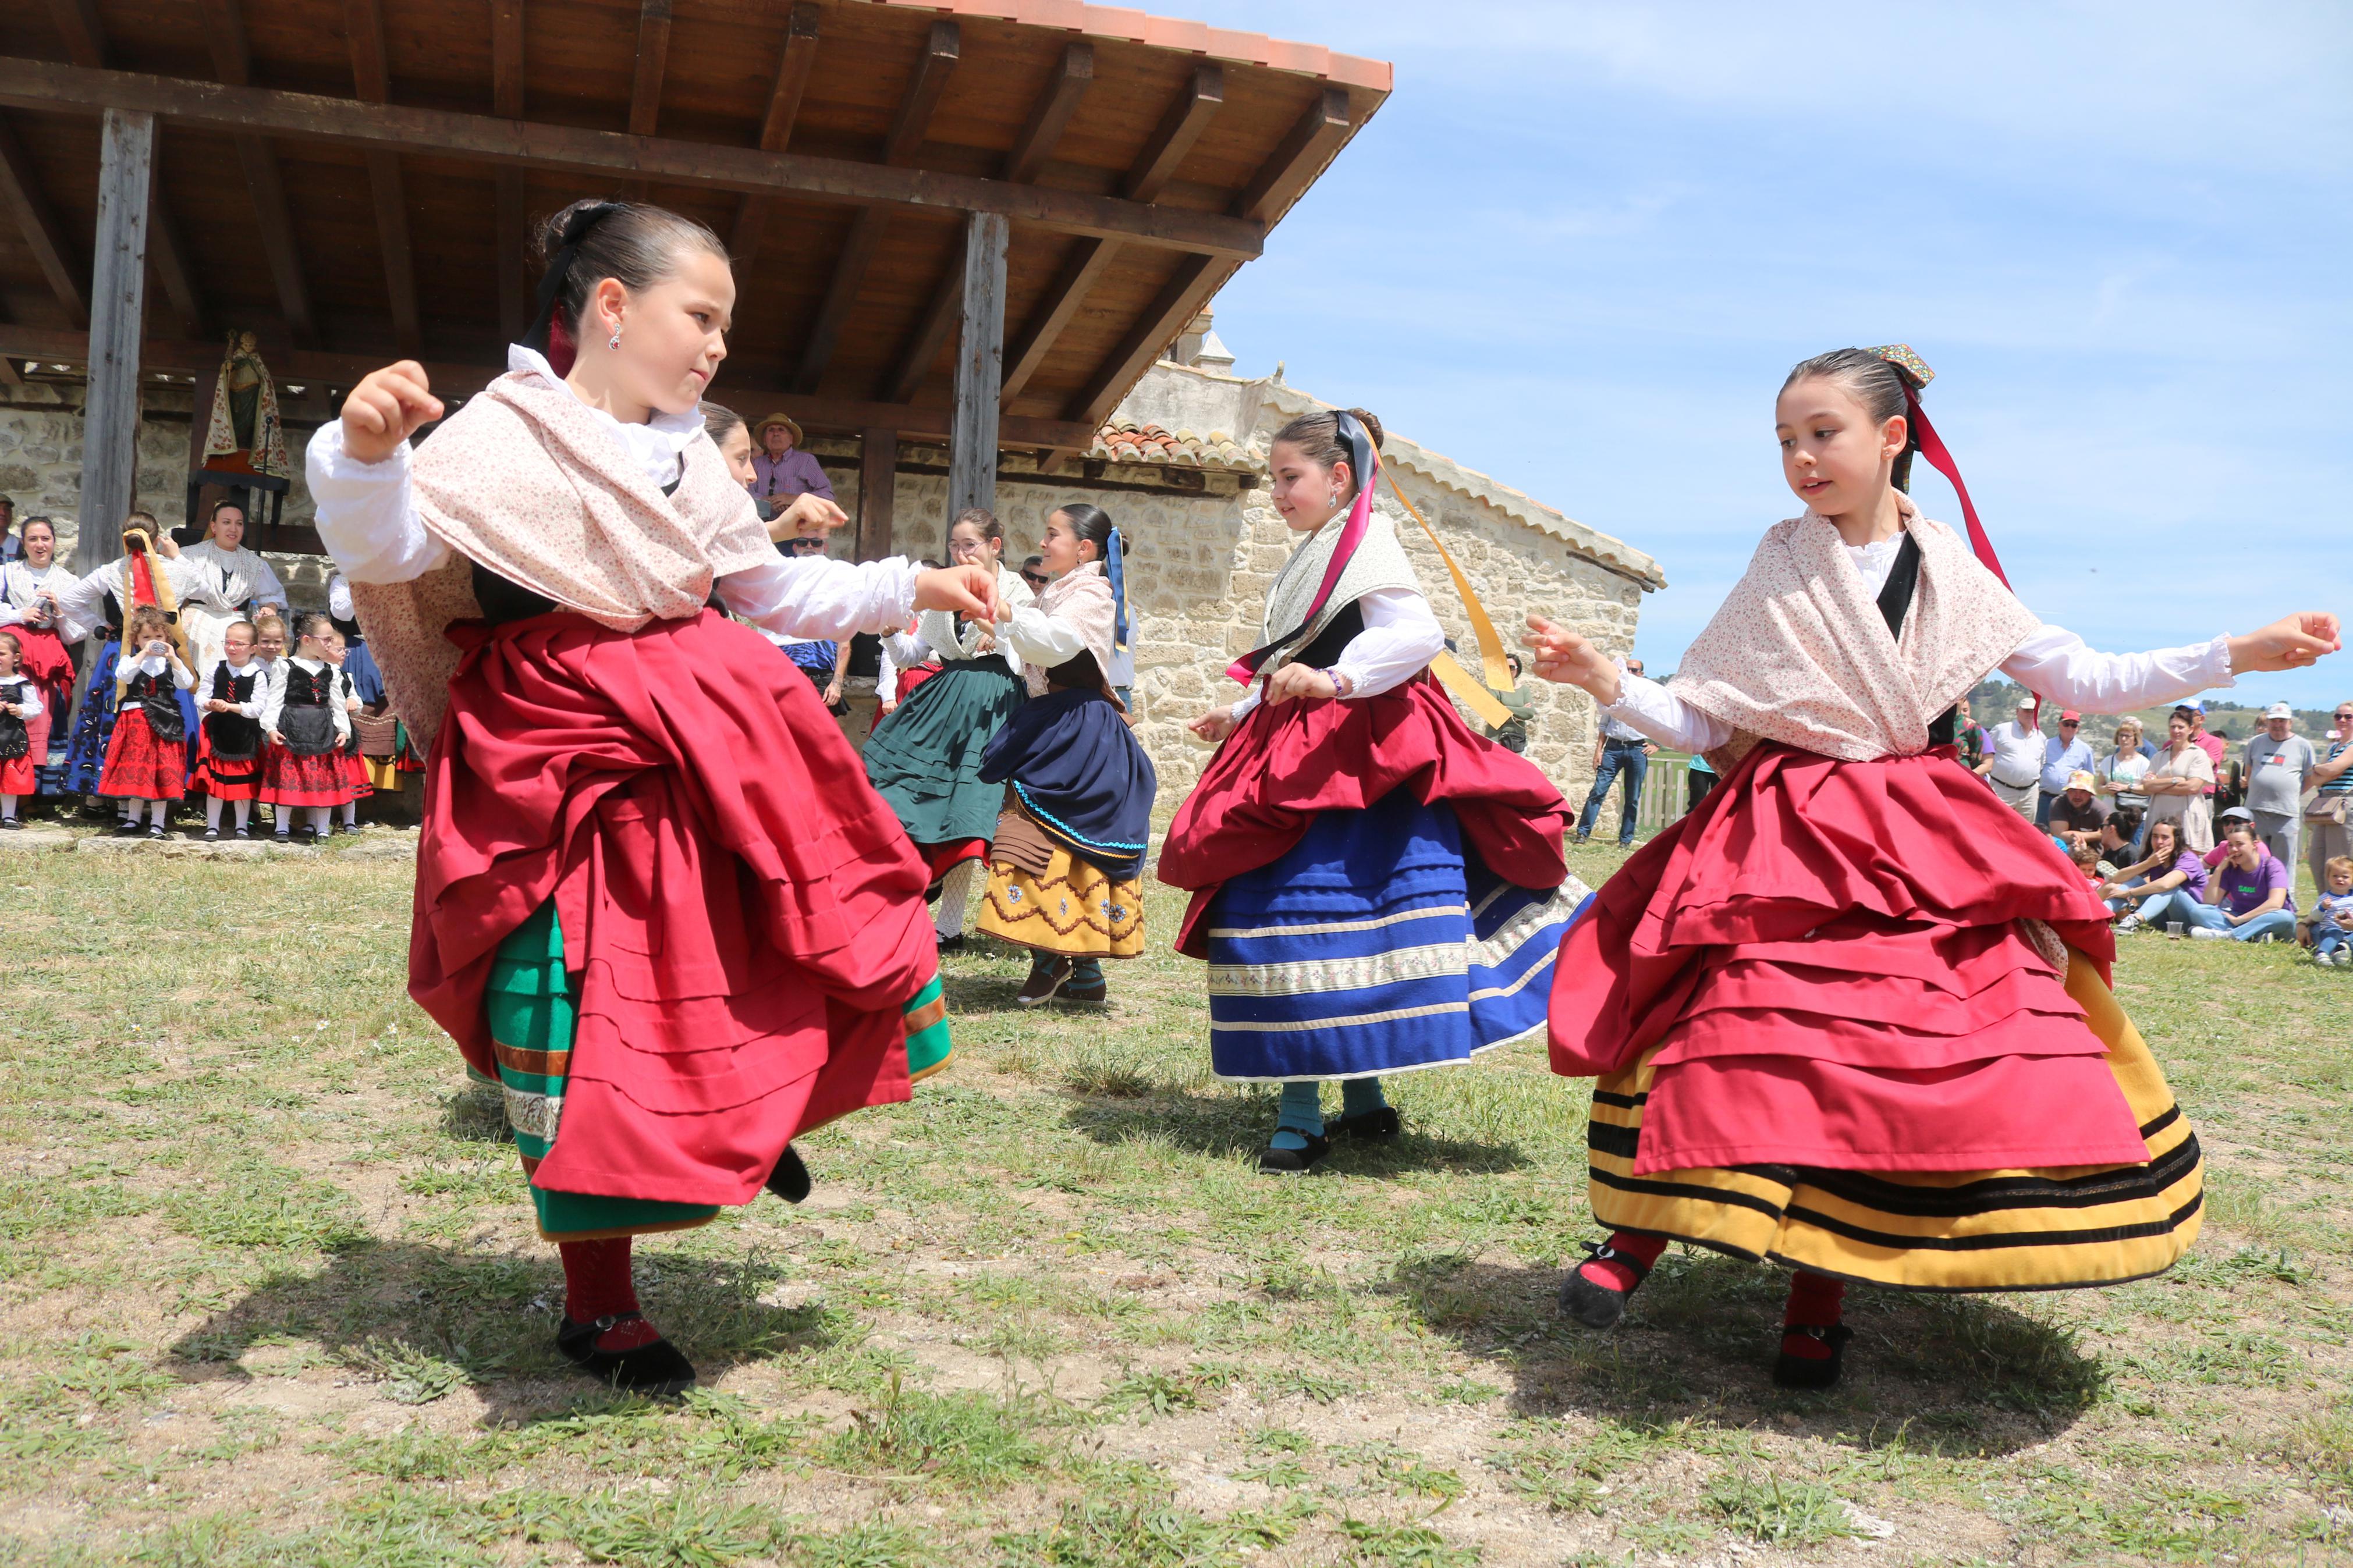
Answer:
[
  {"xmin": 326, "ymin": 628, "xmax": 373, "ymax": 834},
  {"xmin": 0, "ymin": 632, "xmax": 46, "ymax": 827},
  {"xmin": 98, "ymin": 606, "xmax": 197, "ymax": 838},
  {"xmin": 260, "ymin": 613, "xmax": 353, "ymax": 845},
  {"xmin": 1527, "ymin": 344, "xmax": 2339, "ymax": 1389},
  {"xmin": 191, "ymin": 618, "xmax": 268, "ymax": 840}
]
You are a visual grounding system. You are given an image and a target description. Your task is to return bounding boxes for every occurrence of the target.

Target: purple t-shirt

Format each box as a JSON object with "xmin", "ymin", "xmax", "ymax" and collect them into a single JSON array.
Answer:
[
  {"xmin": 2214, "ymin": 852, "xmax": 2291, "ymax": 916},
  {"xmin": 2164, "ymin": 851, "xmax": 2209, "ymax": 899}
]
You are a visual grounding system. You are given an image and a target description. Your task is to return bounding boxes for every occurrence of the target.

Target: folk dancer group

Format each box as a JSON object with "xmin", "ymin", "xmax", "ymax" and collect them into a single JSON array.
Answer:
[{"xmin": 302, "ymin": 197, "xmax": 2336, "ymax": 1397}]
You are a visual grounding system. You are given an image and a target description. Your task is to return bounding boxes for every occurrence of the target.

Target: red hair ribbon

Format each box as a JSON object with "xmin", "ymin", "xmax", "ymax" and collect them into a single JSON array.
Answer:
[{"xmin": 1900, "ymin": 383, "xmax": 2009, "ymax": 589}]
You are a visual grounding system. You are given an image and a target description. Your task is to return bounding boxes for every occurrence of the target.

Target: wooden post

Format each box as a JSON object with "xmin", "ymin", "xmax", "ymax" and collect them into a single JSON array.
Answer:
[
  {"xmin": 75, "ymin": 108, "xmax": 154, "ymax": 573},
  {"xmin": 857, "ymin": 426, "xmax": 897, "ymax": 563},
  {"xmin": 949, "ymin": 211, "xmax": 1007, "ymax": 539}
]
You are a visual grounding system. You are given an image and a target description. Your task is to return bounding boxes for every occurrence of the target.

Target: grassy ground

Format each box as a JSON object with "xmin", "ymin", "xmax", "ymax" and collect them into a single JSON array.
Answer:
[{"xmin": 2, "ymin": 838, "xmax": 2350, "ymax": 1567}]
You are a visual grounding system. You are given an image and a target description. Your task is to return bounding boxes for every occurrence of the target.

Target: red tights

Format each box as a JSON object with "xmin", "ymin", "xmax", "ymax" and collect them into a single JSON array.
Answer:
[
  {"xmin": 1578, "ymin": 1231, "xmax": 1847, "ymax": 1357},
  {"xmin": 558, "ymin": 1238, "xmax": 662, "ymax": 1350}
]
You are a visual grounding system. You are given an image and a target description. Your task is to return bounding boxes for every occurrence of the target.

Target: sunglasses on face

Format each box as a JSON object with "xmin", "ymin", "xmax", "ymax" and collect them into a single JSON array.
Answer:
[
  {"xmin": 787, "ymin": 538, "xmax": 828, "ymax": 554},
  {"xmin": 1021, "ymin": 573, "xmax": 1048, "ymax": 586}
]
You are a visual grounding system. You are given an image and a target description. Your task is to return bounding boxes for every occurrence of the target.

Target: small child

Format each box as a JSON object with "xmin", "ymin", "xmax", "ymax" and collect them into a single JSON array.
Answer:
[
  {"xmin": 249, "ymin": 610, "xmax": 288, "ymax": 833},
  {"xmin": 0, "ymin": 631, "xmax": 45, "ymax": 828},
  {"xmin": 192, "ymin": 619, "xmax": 268, "ymax": 840},
  {"xmin": 2314, "ymin": 856, "xmax": 2353, "ymax": 968},
  {"xmin": 258, "ymin": 613, "xmax": 353, "ymax": 844},
  {"xmin": 325, "ymin": 630, "xmax": 373, "ymax": 834},
  {"xmin": 97, "ymin": 605, "xmax": 195, "ymax": 838}
]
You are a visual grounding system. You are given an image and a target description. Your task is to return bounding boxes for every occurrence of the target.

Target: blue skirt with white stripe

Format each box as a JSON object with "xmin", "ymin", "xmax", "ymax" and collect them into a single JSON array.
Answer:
[{"xmin": 1206, "ymin": 789, "xmax": 1589, "ymax": 1083}]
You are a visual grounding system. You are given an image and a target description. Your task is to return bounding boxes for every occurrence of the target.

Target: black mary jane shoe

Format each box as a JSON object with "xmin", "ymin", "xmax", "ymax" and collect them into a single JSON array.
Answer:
[
  {"xmin": 146, "ymin": 824, "xmax": 168, "ymax": 841},
  {"xmin": 1557, "ymin": 1239, "xmax": 1655, "ymax": 1330},
  {"xmin": 766, "ymin": 1143, "xmax": 811, "ymax": 1204},
  {"xmin": 0, "ymin": 818, "xmax": 21, "ymax": 831},
  {"xmin": 114, "ymin": 819, "xmax": 145, "ymax": 837},
  {"xmin": 203, "ymin": 827, "xmax": 221, "ymax": 842},
  {"xmin": 1771, "ymin": 1323, "xmax": 1854, "ymax": 1390},
  {"xmin": 936, "ymin": 933, "xmax": 968, "ymax": 956},
  {"xmin": 556, "ymin": 1313, "xmax": 697, "ymax": 1396},
  {"xmin": 1256, "ymin": 1133, "xmax": 1331, "ymax": 1175},
  {"xmin": 1328, "ymin": 1105, "xmax": 1401, "ymax": 1140}
]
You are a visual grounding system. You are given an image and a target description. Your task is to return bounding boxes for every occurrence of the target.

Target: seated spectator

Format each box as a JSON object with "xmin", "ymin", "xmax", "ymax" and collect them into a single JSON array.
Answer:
[
  {"xmin": 2143, "ymin": 823, "xmax": 2296, "ymax": 943},
  {"xmin": 747, "ymin": 414, "xmax": 834, "ymax": 509},
  {"xmin": 2311, "ymin": 855, "xmax": 2353, "ymax": 967},
  {"xmin": 2093, "ymin": 806, "xmax": 2144, "ymax": 874},
  {"xmin": 2202, "ymin": 805, "xmax": 2261, "ymax": 872},
  {"xmin": 2047, "ymin": 769, "xmax": 2110, "ymax": 847},
  {"xmin": 2066, "ymin": 837, "xmax": 2104, "ymax": 884},
  {"xmin": 2104, "ymin": 819, "xmax": 2202, "ymax": 930}
]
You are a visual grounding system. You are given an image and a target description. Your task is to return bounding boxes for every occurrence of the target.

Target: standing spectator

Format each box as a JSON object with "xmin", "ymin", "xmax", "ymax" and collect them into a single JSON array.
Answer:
[
  {"xmin": 2308, "ymin": 701, "xmax": 2353, "ymax": 906},
  {"xmin": 2142, "ymin": 709, "xmax": 2217, "ymax": 852},
  {"xmin": 1954, "ymin": 695, "xmax": 1988, "ymax": 773},
  {"xmin": 2181, "ymin": 701, "xmax": 2226, "ymax": 806},
  {"xmin": 2047, "ymin": 770, "xmax": 2110, "ymax": 847},
  {"xmin": 2037, "ymin": 709, "xmax": 2094, "ymax": 827},
  {"xmin": 746, "ymin": 414, "xmax": 835, "ymax": 509},
  {"xmin": 2168, "ymin": 824, "xmax": 2297, "ymax": 943},
  {"xmin": 1686, "ymin": 749, "xmax": 1717, "ymax": 813},
  {"xmin": 1486, "ymin": 653, "xmax": 1535, "ymax": 755},
  {"xmin": 2100, "ymin": 716, "xmax": 2153, "ymax": 823},
  {"xmin": 1574, "ymin": 655, "xmax": 1653, "ymax": 847},
  {"xmin": 1978, "ymin": 695, "xmax": 2045, "ymax": 821},
  {"xmin": 0, "ymin": 496, "xmax": 19, "ymax": 564},
  {"xmin": 2242, "ymin": 702, "xmax": 2315, "ymax": 871}
]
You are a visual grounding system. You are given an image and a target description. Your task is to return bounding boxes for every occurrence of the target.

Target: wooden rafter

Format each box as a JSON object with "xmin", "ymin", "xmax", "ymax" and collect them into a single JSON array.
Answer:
[
  {"xmin": 145, "ymin": 191, "xmax": 207, "ymax": 340},
  {"xmin": 192, "ymin": 0, "xmax": 315, "ymax": 345},
  {"xmin": 629, "ymin": 0, "xmax": 673, "ymax": 137},
  {"xmin": 491, "ymin": 0, "xmax": 527, "ymax": 337},
  {"xmin": 730, "ymin": 1, "xmax": 822, "ymax": 265},
  {"xmin": 1000, "ymin": 62, "xmax": 1222, "ymax": 409},
  {"xmin": 344, "ymin": 0, "xmax": 420, "ymax": 355},
  {"xmin": 42, "ymin": 0, "xmax": 106, "ymax": 67},
  {"xmin": 1067, "ymin": 88, "xmax": 1350, "ymax": 426},
  {"xmin": 790, "ymin": 20, "xmax": 961, "ymax": 394},
  {"xmin": 0, "ymin": 59, "xmax": 1264, "ymax": 261},
  {"xmin": 887, "ymin": 40, "xmax": 1093, "ymax": 404},
  {"xmin": 0, "ymin": 111, "xmax": 87, "ymax": 328}
]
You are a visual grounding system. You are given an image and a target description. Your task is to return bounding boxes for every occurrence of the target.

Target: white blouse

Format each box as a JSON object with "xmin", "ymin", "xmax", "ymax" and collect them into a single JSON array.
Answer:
[
  {"xmin": 1599, "ymin": 535, "xmax": 2235, "ymax": 752},
  {"xmin": 303, "ymin": 344, "xmax": 920, "ymax": 646},
  {"xmin": 0, "ymin": 680, "xmax": 43, "ymax": 719},
  {"xmin": 116, "ymin": 649, "xmax": 197, "ymax": 693},
  {"xmin": 258, "ymin": 657, "xmax": 352, "ymax": 742},
  {"xmin": 1229, "ymin": 586, "xmax": 1449, "ymax": 717},
  {"xmin": 199, "ymin": 657, "xmax": 270, "ymax": 716},
  {"xmin": 0, "ymin": 560, "xmax": 91, "ymax": 642}
]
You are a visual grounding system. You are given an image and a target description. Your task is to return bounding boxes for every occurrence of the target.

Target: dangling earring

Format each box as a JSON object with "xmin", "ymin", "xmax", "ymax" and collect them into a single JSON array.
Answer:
[
  {"xmin": 607, "ymin": 322, "xmax": 623, "ymax": 350},
  {"xmin": 1327, "ymin": 490, "xmax": 1340, "ymax": 509}
]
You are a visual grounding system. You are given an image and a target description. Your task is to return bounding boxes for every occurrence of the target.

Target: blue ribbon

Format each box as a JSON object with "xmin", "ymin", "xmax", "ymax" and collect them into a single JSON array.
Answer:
[{"xmin": 1106, "ymin": 525, "xmax": 1128, "ymax": 652}]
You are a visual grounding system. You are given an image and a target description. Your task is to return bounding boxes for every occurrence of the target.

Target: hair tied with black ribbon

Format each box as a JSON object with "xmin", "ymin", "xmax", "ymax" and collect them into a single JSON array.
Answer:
[{"xmin": 523, "ymin": 201, "xmax": 626, "ymax": 376}]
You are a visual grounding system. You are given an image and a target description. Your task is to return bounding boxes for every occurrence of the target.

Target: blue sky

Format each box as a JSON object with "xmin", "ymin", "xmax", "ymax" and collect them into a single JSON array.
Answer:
[{"xmin": 1177, "ymin": 1, "xmax": 2353, "ymax": 707}]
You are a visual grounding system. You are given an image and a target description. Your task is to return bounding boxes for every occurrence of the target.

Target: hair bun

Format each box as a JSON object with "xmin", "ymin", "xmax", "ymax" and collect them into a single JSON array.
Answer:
[{"xmin": 1345, "ymin": 408, "xmax": 1385, "ymax": 450}]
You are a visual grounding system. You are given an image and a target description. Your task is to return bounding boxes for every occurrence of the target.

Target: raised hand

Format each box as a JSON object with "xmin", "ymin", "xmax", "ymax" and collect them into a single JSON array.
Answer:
[
  {"xmin": 2227, "ymin": 612, "xmax": 2341, "ymax": 674},
  {"xmin": 339, "ymin": 361, "xmax": 443, "ymax": 464},
  {"xmin": 765, "ymin": 493, "xmax": 850, "ymax": 543},
  {"xmin": 914, "ymin": 563, "xmax": 998, "ymax": 624},
  {"xmin": 1524, "ymin": 614, "xmax": 1622, "ymax": 703},
  {"xmin": 1188, "ymin": 706, "xmax": 1237, "ymax": 744}
]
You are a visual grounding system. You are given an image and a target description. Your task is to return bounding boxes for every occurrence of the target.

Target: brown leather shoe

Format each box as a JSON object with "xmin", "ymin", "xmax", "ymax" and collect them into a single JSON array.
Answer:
[{"xmin": 1015, "ymin": 956, "xmax": 1071, "ymax": 1007}]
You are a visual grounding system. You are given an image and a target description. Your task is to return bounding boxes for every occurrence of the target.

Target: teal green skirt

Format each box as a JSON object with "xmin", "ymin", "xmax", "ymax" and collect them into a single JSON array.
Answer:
[
  {"xmin": 482, "ymin": 903, "xmax": 953, "ymax": 1242},
  {"xmin": 863, "ymin": 659, "xmax": 1026, "ymax": 849}
]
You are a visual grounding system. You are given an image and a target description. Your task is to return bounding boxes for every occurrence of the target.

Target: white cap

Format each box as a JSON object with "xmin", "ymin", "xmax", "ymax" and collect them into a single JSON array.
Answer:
[{"xmin": 2265, "ymin": 702, "xmax": 2294, "ymax": 721}]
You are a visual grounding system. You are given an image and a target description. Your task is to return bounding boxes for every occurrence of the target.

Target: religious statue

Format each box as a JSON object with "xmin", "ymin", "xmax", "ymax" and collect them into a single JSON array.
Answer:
[{"xmin": 200, "ymin": 330, "xmax": 289, "ymax": 477}]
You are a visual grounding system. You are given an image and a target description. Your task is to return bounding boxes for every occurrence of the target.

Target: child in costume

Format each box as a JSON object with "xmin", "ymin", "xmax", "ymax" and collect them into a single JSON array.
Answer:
[
  {"xmin": 0, "ymin": 632, "xmax": 45, "ymax": 827},
  {"xmin": 307, "ymin": 198, "xmax": 990, "ymax": 1395},
  {"xmin": 259, "ymin": 613, "xmax": 354, "ymax": 845},
  {"xmin": 56, "ymin": 515, "xmax": 201, "ymax": 801},
  {"xmin": 0, "ymin": 518, "xmax": 88, "ymax": 797},
  {"xmin": 97, "ymin": 604, "xmax": 196, "ymax": 837},
  {"xmin": 326, "ymin": 629, "xmax": 373, "ymax": 833},
  {"xmin": 191, "ymin": 618, "xmax": 267, "ymax": 840},
  {"xmin": 978, "ymin": 504, "xmax": 1157, "ymax": 1005},
  {"xmin": 864, "ymin": 509, "xmax": 1035, "ymax": 950},
  {"xmin": 1160, "ymin": 409, "xmax": 1582, "ymax": 1173},
  {"xmin": 1528, "ymin": 346, "xmax": 2340, "ymax": 1387}
]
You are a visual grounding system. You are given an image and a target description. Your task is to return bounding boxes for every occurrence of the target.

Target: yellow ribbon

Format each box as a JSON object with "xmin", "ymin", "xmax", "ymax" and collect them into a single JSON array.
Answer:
[{"xmin": 1381, "ymin": 467, "xmax": 1514, "ymax": 728}]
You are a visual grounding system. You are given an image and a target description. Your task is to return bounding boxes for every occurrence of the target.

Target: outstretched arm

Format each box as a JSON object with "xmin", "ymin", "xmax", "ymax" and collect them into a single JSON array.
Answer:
[{"xmin": 1524, "ymin": 615, "xmax": 1728, "ymax": 753}]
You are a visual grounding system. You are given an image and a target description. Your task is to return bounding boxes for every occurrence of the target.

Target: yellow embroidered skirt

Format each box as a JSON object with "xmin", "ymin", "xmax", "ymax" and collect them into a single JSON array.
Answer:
[
  {"xmin": 1585, "ymin": 950, "xmax": 2203, "ymax": 1291},
  {"xmin": 977, "ymin": 798, "xmax": 1145, "ymax": 957}
]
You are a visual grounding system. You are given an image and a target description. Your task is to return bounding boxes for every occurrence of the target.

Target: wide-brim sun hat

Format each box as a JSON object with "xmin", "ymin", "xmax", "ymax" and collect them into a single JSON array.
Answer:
[{"xmin": 754, "ymin": 413, "xmax": 803, "ymax": 446}]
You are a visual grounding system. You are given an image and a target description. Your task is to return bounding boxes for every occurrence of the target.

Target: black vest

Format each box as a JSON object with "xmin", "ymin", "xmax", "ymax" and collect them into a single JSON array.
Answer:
[
  {"xmin": 0, "ymin": 677, "xmax": 28, "ymax": 762},
  {"xmin": 204, "ymin": 663, "xmax": 263, "ymax": 762},
  {"xmin": 121, "ymin": 664, "xmax": 185, "ymax": 744},
  {"xmin": 1874, "ymin": 531, "xmax": 1958, "ymax": 748},
  {"xmin": 279, "ymin": 663, "xmax": 338, "ymax": 756}
]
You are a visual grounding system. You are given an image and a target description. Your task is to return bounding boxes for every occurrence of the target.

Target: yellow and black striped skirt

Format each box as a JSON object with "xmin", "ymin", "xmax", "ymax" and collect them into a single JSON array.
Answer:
[{"xmin": 1584, "ymin": 949, "xmax": 2202, "ymax": 1292}]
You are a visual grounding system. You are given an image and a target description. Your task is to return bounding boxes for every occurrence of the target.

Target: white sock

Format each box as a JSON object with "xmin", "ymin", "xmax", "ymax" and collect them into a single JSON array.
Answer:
[
  {"xmin": 935, "ymin": 859, "xmax": 980, "ymax": 941},
  {"xmin": 308, "ymin": 806, "xmax": 331, "ymax": 835},
  {"xmin": 149, "ymin": 799, "xmax": 170, "ymax": 827},
  {"xmin": 0, "ymin": 794, "xmax": 16, "ymax": 820},
  {"xmin": 234, "ymin": 799, "xmax": 251, "ymax": 831},
  {"xmin": 341, "ymin": 802, "xmax": 358, "ymax": 827},
  {"xmin": 207, "ymin": 797, "xmax": 225, "ymax": 831}
]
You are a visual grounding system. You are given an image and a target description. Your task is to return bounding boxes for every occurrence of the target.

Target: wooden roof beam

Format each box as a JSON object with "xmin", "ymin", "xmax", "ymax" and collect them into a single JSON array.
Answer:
[
  {"xmin": 629, "ymin": 0, "xmax": 672, "ymax": 138},
  {"xmin": 887, "ymin": 40, "xmax": 1093, "ymax": 404},
  {"xmin": 345, "ymin": 0, "xmax": 420, "ymax": 355},
  {"xmin": 999, "ymin": 62, "xmax": 1222, "ymax": 410},
  {"xmin": 791, "ymin": 20, "xmax": 960, "ymax": 394},
  {"xmin": 146, "ymin": 194, "xmax": 207, "ymax": 339},
  {"xmin": 194, "ymin": 0, "xmax": 315, "ymax": 346},
  {"xmin": 729, "ymin": 0, "xmax": 820, "ymax": 266},
  {"xmin": 0, "ymin": 112, "xmax": 88, "ymax": 328},
  {"xmin": 44, "ymin": 0, "xmax": 106, "ymax": 67},
  {"xmin": 491, "ymin": 0, "xmax": 527, "ymax": 338},
  {"xmin": 0, "ymin": 60, "xmax": 1264, "ymax": 258}
]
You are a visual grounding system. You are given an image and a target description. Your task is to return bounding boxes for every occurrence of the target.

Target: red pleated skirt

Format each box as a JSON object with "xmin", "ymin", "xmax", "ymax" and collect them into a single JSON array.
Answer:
[
  {"xmin": 98, "ymin": 709, "xmax": 186, "ymax": 801},
  {"xmin": 264, "ymin": 742, "xmax": 353, "ymax": 807},
  {"xmin": 342, "ymin": 749, "xmax": 375, "ymax": 798},
  {"xmin": 0, "ymin": 752, "xmax": 33, "ymax": 794},
  {"xmin": 1548, "ymin": 741, "xmax": 2148, "ymax": 1172}
]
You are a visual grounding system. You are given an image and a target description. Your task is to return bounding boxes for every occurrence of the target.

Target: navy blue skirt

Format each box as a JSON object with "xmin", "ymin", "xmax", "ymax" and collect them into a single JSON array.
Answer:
[{"xmin": 1206, "ymin": 788, "xmax": 1589, "ymax": 1082}]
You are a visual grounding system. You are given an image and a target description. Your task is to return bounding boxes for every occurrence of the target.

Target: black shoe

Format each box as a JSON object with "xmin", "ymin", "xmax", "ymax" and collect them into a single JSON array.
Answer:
[
  {"xmin": 0, "ymin": 818, "xmax": 19, "ymax": 831},
  {"xmin": 1772, "ymin": 1324, "xmax": 1853, "ymax": 1389},
  {"xmin": 1571, "ymin": 831, "xmax": 1589, "ymax": 845},
  {"xmin": 342, "ymin": 820, "xmax": 363, "ymax": 835},
  {"xmin": 1329, "ymin": 1105, "xmax": 1401, "ymax": 1140},
  {"xmin": 232, "ymin": 827, "xmax": 253, "ymax": 841},
  {"xmin": 308, "ymin": 827, "xmax": 331, "ymax": 847},
  {"xmin": 114, "ymin": 819, "xmax": 144, "ymax": 837},
  {"xmin": 1558, "ymin": 1239, "xmax": 1655, "ymax": 1329},
  {"xmin": 556, "ymin": 1313, "xmax": 697, "ymax": 1396},
  {"xmin": 936, "ymin": 933, "xmax": 968, "ymax": 955},
  {"xmin": 766, "ymin": 1143, "xmax": 811, "ymax": 1204},
  {"xmin": 147, "ymin": 824, "xmax": 168, "ymax": 840},
  {"xmin": 203, "ymin": 827, "xmax": 220, "ymax": 842},
  {"xmin": 1257, "ymin": 1133, "xmax": 1330, "ymax": 1174}
]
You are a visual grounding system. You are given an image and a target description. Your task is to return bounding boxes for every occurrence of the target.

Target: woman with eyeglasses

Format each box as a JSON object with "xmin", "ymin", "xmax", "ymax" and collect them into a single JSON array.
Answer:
[{"xmin": 862, "ymin": 510, "xmax": 1037, "ymax": 951}]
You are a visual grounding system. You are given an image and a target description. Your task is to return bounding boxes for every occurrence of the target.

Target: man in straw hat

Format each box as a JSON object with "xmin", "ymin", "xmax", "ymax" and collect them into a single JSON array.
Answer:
[{"xmin": 749, "ymin": 413, "xmax": 835, "ymax": 510}]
